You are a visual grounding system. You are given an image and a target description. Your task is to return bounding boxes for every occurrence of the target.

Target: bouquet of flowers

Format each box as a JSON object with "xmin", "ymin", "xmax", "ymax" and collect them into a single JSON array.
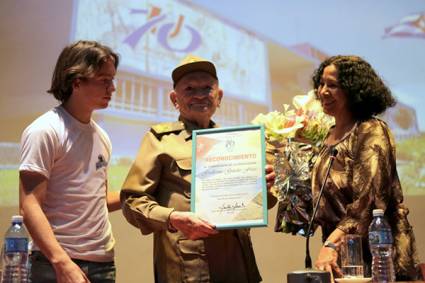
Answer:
[
  {"xmin": 252, "ymin": 90, "xmax": 333, "ymax": 146},
  {"xmin": 252, "ymin": 90, "xmax": 334, "ymax": 236}
]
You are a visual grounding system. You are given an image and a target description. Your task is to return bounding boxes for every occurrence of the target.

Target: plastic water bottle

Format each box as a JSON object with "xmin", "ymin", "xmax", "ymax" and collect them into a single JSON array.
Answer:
[
  {"xmin": 368, "ymin": 209, "xmax": 395, "ymax": 283},
  {"xmin": 1, "ymin": 215, "xmax": 29, "ymax": 283}
]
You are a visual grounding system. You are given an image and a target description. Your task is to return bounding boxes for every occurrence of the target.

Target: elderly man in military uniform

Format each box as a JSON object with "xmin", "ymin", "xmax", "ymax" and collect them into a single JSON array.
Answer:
[{"xmin": 120, "ymin": 55, "xmax": 276, "ymax": 283}]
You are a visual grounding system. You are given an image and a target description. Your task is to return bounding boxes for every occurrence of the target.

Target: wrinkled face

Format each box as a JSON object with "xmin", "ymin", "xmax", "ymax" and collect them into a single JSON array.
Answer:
[
  {"xmin": 171, "ymin": 71, "xmax": 223, "ymax": 124},
  {"xmin": 74, "ymin": 57, "xmax": 116, "ymax": 111},
  {"xmin": 317, "ymin": 64, "xmax": 349, "ymax": 118}
]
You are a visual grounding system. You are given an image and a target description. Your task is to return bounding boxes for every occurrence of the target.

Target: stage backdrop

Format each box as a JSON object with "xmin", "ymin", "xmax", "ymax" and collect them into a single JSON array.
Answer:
[{"xmin": 0, "ymin": 1, "xmax": 424, "ymax": 282}]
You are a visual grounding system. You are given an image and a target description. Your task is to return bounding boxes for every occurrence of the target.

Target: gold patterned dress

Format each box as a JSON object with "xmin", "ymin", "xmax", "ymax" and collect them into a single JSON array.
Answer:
[{"xmin": 311, "ymin": 118, "xmax": 419, "ymax": 280}]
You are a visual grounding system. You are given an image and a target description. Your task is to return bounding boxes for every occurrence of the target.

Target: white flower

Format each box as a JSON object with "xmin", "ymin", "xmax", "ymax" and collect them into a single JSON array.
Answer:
[{"xmin": 252, "ymin": 106, "xmax": 304, "ymax": 142}]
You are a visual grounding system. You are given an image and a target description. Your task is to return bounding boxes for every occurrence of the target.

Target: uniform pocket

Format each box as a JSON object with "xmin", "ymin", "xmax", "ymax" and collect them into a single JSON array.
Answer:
[
  {"xmin": 176, "ymin": 239, "xmax": 209, "ymax": 283},
  {"xmin": 175, "ymin": 158, "xmax": 192, "ymax": 198}
]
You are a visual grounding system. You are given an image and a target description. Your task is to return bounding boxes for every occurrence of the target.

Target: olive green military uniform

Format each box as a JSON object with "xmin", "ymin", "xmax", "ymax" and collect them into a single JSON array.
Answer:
[{"xmin": 121, "ymin": 117, "xmax": 273, "ymax": 283}]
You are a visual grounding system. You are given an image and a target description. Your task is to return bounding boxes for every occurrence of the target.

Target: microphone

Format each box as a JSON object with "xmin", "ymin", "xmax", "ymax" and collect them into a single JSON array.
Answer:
[{"xmin": 287, "ymin": 147, "xmax": 338, "ymax": 283}]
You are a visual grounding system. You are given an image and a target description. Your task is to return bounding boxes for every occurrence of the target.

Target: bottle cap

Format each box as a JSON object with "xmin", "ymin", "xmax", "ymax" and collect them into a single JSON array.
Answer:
[
  {"xmin": 11, "ymin": 215, "xmax": 24, "ymax": 223},
  {"xmin": 372, "ymin": 209, "xmax": 384, "ymax": 216}
]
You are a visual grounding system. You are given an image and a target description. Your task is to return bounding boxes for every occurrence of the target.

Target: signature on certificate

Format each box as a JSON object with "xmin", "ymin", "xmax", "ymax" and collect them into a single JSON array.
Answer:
[{"xmin": 218, "ymin": 201, "xmax": 246, "ymax": 213}]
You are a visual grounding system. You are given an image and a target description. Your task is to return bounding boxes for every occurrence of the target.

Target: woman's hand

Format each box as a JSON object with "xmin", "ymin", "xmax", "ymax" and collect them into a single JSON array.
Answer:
[
  {"xmin": 265, "ymin": 164, "xmax": 276, "ymax": 190},
  {"xmin": 315, "ymin": 245, "xmax": 343, "ymax": 281}
]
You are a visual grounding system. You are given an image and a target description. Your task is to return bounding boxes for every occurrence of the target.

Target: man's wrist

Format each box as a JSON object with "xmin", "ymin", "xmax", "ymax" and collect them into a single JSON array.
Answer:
[{"xmin": 167, "ymin": 211, "xmax": 178, "ymax": 233}]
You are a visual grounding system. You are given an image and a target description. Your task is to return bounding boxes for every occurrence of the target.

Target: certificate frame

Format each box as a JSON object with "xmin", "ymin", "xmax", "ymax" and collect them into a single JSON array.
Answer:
[{"xmin": 191, "ymin": 124, "xmax": 267, "ymax": 229}]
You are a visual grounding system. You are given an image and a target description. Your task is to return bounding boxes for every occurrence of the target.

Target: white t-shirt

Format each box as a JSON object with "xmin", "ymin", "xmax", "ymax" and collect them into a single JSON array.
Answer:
[{"xmin": 20, "ymin": 106, "xmax": 115, "ymax": 262}]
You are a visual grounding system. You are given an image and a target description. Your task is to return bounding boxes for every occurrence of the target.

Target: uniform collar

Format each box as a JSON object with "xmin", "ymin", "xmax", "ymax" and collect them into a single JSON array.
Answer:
[{"xmin": 178, "ymin": 116, "xmax": 218, "ymax": 141}]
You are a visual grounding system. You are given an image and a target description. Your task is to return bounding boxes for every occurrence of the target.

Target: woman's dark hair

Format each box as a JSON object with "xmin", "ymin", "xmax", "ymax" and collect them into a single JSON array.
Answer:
[
  {"xmin": 48, "ymin": 40, "xmax": 120, "ymax": 103},
  {"xmin": 312, "ymin": 55, "xmax": 395, "ymax": 121}
]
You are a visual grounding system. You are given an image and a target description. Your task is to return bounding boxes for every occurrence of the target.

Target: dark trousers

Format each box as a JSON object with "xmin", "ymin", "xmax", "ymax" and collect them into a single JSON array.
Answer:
[{"xmin": 30, "ymin": 251, "xmax": 115, "ymax": 283}]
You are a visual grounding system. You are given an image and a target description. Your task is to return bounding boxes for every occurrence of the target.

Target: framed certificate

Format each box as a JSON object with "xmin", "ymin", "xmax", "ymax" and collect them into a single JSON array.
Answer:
[{"xmin": 191, "ymin": 125, "xmax": 267, "ymax": 229}]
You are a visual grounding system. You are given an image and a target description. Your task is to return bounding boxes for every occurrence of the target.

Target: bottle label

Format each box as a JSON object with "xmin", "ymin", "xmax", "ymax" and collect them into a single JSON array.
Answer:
[
  {"xmin": 4, "ymin": 237, "xmax": 28, "ymax": 253},
  {"xmin": 368, "ymin": 230, "xmax": 393, "ymax": 245}
]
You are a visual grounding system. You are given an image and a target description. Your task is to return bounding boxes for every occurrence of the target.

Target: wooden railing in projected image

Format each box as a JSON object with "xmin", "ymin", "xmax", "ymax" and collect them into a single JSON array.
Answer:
[{"xmin": 106, "ymin": 71, "xmax": 270, "ymax": 126}]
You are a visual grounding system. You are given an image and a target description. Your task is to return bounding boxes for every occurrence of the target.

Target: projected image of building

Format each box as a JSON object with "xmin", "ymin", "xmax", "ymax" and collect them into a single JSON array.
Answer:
[{"xmin": 71, "ymin": 0, "xmax": 317, "ymax": 158}]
